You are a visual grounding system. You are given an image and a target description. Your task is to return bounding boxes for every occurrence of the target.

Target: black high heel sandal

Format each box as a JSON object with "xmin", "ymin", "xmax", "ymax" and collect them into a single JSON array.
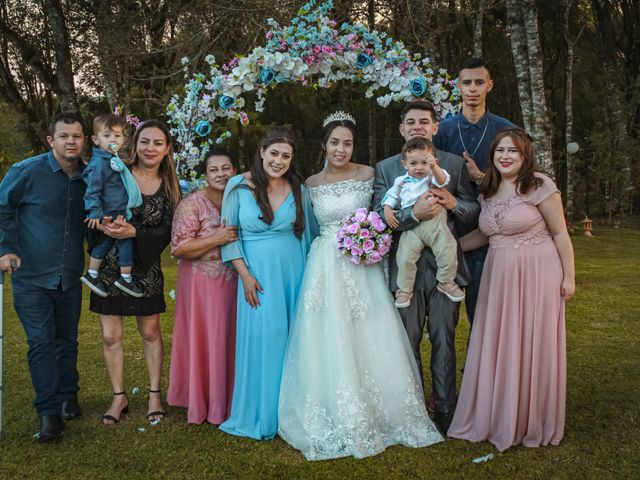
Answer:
[
  {"xmin": 101, "ymin": 391, "xmax": 129, "ymax": 425},
  {"xmin": 147, "ymin": 389, "xmax": 166, "ymax": 422}
]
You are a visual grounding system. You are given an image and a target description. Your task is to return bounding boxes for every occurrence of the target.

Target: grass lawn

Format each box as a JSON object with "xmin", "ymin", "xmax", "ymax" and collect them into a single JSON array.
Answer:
[{"xmin": 0, "ymin": 226, "xmax": 638, "ymax": 479}]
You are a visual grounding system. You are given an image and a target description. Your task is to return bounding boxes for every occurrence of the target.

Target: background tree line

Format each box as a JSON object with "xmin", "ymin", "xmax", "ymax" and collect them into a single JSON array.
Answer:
[{"xmin": 0, "ymin": 0, "xmax": 638, "ymax": 223}]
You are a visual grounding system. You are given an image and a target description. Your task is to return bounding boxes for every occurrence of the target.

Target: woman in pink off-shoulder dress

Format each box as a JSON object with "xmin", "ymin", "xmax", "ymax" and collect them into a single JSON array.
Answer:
[
  {"xmin": 167, "ymin": 148, "xmax": 238, "ymax": 424},
  {"xmin": 448, "ymin": 128, "xmax": 575, "ymax": 451}
]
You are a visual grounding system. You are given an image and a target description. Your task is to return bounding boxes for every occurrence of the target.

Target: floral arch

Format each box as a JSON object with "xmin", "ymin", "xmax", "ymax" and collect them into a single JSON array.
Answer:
[{"xmin": 167, "ymin": 0, "xmax": 459, "ymax": 177}]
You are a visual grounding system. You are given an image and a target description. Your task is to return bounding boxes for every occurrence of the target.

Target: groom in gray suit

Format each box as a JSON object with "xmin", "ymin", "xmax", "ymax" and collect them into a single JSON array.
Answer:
[{"xmin": 373, "ymin": 101, "xmax": 479, "ymax": 434}]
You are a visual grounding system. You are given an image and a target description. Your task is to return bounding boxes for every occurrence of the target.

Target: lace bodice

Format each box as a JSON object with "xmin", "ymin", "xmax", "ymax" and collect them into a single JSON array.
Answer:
[
  {"xmin": 309, "ymin": 179, "xmax": 374, "ymax": 236},
  {"xmin": 478, "ymin": 174, "xmax": 560, "ymax": 250}
]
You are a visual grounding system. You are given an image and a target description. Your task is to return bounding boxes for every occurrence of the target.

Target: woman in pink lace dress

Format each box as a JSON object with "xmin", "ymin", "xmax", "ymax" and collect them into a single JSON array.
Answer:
[
  {"xmin": 167, "ymin": 148, "xmax": 239, "ymax": 424},
  {"xmin": 448, "ymin": 128, "xmax": 575, "ymax": 451}
]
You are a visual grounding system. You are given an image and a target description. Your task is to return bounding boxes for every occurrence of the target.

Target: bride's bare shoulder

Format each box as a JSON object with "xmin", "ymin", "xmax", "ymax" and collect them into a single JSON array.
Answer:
[
  {"xmin": 356, "ymin": 164, "xmax": 375, "ymax": 181},
  {"xmin": 305, "ymin": 172, "xmax": 323, "ymax": 188}
]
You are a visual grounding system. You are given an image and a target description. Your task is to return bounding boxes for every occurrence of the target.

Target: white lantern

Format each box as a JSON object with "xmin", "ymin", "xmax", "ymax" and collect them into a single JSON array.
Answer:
[{"xmin": 567, "ymin": 142, "xmax": 579, "ymax": 154}]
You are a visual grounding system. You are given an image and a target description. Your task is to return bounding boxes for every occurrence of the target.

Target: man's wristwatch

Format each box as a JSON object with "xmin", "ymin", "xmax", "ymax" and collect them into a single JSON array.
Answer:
[{"xmin": 474, "ymin": 173, "xmax": 485, "ymax": 186}]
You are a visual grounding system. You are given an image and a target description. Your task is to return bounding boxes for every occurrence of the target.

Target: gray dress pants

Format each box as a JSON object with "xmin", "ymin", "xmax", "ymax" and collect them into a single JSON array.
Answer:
[{"xmin": 397, "ymin": 265, "xmax": 459, "ymax": 414}]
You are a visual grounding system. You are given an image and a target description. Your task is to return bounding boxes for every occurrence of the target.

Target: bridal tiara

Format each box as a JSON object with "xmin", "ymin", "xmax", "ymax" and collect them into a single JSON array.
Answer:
[{"xmin": 322, "ymin": 111, "xmax": 356, "ymax": 128}]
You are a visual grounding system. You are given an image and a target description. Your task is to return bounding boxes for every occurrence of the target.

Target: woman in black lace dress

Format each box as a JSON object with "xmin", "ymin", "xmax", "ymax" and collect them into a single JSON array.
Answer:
[{"xmin": 89, "ymin": 119, "xmax": 181, "ymax": 425}]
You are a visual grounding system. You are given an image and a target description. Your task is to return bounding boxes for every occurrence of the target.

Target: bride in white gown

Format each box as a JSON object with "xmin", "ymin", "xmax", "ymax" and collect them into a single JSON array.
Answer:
[{"xmin": 277, "ymin": 112, "xmax": 443, "ymax": 461}]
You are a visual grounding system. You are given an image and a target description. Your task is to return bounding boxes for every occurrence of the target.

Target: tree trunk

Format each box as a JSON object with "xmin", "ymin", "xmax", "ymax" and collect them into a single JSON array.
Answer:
[
  {"xmin": 368, "ymin": 0, "xmax": 376, "ymax": 165},
  {"xmin": 505, "ymin": 0, "xmax": 533, "ymax": 133},
  {"xmin": 473, "ymin": 0, "xmax": 485, "ymax": 58},
  {"xmin": 522, "ymin": 0, "xmax": 553, "ymax": 173},
  {"xmin": 42, "ymin": 0, "xmax": 79, "ymax": 113},
  {"xmin": 563, "ymin": 0, "xmax": 575, "ymax": 217}
]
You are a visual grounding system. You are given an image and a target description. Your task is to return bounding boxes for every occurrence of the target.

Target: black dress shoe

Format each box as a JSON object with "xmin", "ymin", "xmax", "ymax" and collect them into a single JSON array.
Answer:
[
  {"xmin": 61, "ymin": 397, "xmax": 82, "ymax": 420},
  {"xmin": 38, "ymin": 415, "xmax": 65, "ymax": 442},
  {"xmin": 433, "ymin": 410, "xmax": 453, "ymax": 437}
]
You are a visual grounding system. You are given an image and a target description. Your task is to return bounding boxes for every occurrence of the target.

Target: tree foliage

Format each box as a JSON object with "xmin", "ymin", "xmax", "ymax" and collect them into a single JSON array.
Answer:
[{"xmin": 0, "ymin": 0, "xmax": 638, "ymax": 219}]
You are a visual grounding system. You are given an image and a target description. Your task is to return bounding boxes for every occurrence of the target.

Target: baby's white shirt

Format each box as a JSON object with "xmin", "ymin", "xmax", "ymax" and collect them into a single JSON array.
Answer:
[{"xmin": 382, "ymin": 170, "xmax": 450, "ymax": 209}]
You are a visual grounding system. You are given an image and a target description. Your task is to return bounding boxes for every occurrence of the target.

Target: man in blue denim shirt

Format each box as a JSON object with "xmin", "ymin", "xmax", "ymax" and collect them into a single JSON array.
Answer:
[
  {"xmin": 0, "ymin": 112, "xmax": 86, "ymax": 442},
  {"xmin": 434, "ymin": 58, "xmax": 516, "ymax": 329}
]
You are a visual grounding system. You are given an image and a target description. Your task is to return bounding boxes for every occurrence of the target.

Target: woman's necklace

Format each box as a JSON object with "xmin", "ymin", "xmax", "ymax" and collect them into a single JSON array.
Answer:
[{"xmin": 457, "ymin": 118, "xmax": 489, "ymax": 158}]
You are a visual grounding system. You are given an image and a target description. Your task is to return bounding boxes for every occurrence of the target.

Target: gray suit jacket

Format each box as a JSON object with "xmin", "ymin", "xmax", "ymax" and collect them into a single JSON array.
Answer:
[{"xmin": 373, "ymin": 149, "xmax": 480, "ymax": 292}]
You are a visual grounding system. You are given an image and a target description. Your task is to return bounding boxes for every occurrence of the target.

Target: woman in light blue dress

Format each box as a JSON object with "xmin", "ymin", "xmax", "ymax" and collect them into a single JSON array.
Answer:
[{"xmin": 219, "ymin": 127, "xmax": 316, "ymax": 440}]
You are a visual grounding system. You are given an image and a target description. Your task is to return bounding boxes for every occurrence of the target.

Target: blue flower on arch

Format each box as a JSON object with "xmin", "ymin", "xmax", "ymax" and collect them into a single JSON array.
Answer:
[
  {"xmin": 194, "ymin": 120, "xmax": 212, "ymax": 137},
  {"xmin": 410, "ymin": 77, "xmax": 427, "ymax": 96},
  {"xmin": 260, "ymin": 67, "xmax": 276, "ymax": 85},
  {"xmin": 356, "ymin": 53, "xmax": 373, "ymax": 69},
  {"xmin": 218, "ymin": 95, "xmax": 235, "ymax": 110}
]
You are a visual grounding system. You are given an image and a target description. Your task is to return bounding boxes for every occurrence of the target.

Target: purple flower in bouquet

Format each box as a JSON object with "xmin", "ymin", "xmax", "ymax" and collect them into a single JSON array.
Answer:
[
  {"xmin": 336, "ymin": 208, "xmax": 392, "ymax": 265},
  {"xmin": 372, "ymin": 217, "xmax": 386, "ymax": 232},
  {"xmin": 354, "ymin": 208, "xmax": 368, "ymax": 222},
  {"xmin": 366, "ymin": 251, "xmax": 382, "ymax": 264},
  {"xmin": 362, "ymin": 239, "xmax": 375, "ymax": 253}
]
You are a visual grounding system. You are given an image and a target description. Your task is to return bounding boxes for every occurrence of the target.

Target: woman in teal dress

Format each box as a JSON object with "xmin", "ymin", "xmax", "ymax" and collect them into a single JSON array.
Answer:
[{"xmin": 219, "ymin": 127, "xmax": 316, "ymax": 440}]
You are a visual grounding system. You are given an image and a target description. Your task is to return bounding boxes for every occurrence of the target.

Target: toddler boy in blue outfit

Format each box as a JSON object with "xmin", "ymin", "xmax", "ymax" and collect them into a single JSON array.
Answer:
[{"xmin": 81, "ymin": 114, "xmax": 142, "ymax": 297}]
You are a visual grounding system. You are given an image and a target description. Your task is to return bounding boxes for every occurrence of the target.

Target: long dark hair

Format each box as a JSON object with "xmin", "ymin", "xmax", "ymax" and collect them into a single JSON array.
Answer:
[
  {"xmin": 480, "ymin": 128, "xmax": 543, "ymax": 198},
  {"xmin": 129, "ymin": 119, "xmax": 181, "ymax": 208},
  {"xmin": 319, "ymin": 119, "xmax": 358, "ymax": 165},
  {"xmin": 248, "ymin": 126, "xmax": 305, "ymax": 239}
]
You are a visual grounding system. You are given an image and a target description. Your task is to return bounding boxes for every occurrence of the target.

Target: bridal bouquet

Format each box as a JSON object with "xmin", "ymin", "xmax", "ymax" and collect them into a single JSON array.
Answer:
[{"xmin": 336, "ymin": 208, "xmax": 392, "ymax": 265}]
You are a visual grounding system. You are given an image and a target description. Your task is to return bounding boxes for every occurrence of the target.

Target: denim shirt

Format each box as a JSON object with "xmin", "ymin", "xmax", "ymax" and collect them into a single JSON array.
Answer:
[
  {"xmin": 433, "ymin": 111, "xmax": 515, "ymax": 171},
  {"xmin": 83, "ymin": 146, "xmax": 128, "ymax": 219},
  {"xmin": 0, "ymin": 150, "xmax": 86, "ymax": 290}
]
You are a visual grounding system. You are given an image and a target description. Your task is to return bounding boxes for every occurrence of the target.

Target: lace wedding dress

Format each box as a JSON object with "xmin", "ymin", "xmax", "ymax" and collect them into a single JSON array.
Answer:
[{"xmin": 277, "ymin": 178, "xmax": 443, "ymax": 460}]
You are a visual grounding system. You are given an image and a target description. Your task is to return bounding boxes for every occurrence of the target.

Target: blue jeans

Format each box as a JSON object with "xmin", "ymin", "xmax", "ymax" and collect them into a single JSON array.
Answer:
[
  {"xmin": 91, "ymin": 237, "xmax": 133, "ymax": 268},
  {"xmin": 12, "ymin": 278, "xmax": 82, "ymax": 415}
]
